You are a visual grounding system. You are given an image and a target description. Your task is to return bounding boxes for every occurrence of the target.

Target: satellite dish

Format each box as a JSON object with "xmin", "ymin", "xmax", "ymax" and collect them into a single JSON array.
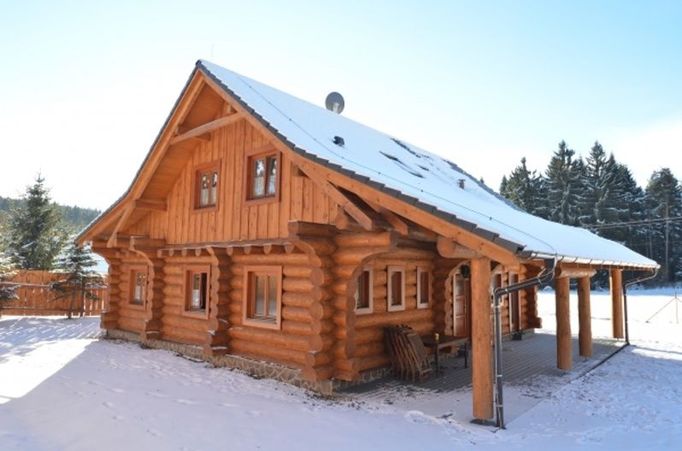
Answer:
[{"xmin": 325, "ymin": 92, "xmax": 345, "ymax": 114}]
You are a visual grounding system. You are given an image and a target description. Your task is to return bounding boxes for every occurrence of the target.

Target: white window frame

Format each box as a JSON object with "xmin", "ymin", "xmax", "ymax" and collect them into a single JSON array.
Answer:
[
  {"xmin": 387, "ymin": 266, "xmax": 406, "ymax": 312},
  {"xmin": 416, "ymin": 267, "xmax": 431, "ymax": 309},
  {"xmin": 354, "ymin": 268, "xmax": 374, "ymax": 315}
]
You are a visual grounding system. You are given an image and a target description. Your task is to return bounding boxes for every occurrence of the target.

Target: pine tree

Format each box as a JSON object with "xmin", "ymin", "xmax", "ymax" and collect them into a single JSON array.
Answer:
[
  {"xmin": 0, "ymin": 253, "xmax": 18, "ymax": 315},
  {"xmin": 499, "ymin": 157, "xmax": 548, "ymax": 217},
  {"xmin": 5, "ymin": 175, "xmax": 66, "ymax": 269},
  {"xmin": 645, "ymin": 169, "xmax": 682, "ymax": 283},
  {"xmin": 51, "ymin": 241, "xmax": 103, "ymax": 319},
  {"xmin": 545, "ymin": 141, "xmax": 585, "ymax": 225},
  {"xmin": 579, "ymin": 142, "xmax": 621, "ymax": 225}
]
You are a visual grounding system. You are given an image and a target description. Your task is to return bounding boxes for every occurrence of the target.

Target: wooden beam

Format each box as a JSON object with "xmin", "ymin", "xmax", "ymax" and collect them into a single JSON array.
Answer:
[
  {"xmin": 106, "ymin": 205, "xmax": 134, "ymax": 248},
  {"xmin": 295, "ymin": 163, "xmax": 375, "ymax": 231},
  {"xmin": 365, "ymin": 200, "xmax": 409, "ymax": 235},
  {"xmin": 134, "ymin": 199, "xmax": 167, "ymax": 211},
  {"xmin": 577, "ymin": 276, "xmax": 592, "ymax": 357},
  {"xmin": 610, "ymin": 268, "xmax": 624, "ymax": 339},
  {"xmin": 471, "ymin": 257, "xmax": 493, "ymax": 421},
  {"xmin": 556, "ymin": 264, "xmax": 597, "ymax": 279},
  {"xmin": 436, "ymin": 236, "xmax": 479, "ymax": 259},
  {"xmin": 169, "ymin": 112, "xmax": 242, "ymax": 146},
  {"xmin": 555, "ymin": 277, "xmax": 572, "ymax": 370}
]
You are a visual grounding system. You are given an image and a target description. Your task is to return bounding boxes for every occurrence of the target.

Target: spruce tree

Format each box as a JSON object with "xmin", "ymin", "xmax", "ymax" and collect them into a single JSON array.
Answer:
[
  {"xmin": 52, "ymin": 241, "xmax": 103, "ymax": 319},
  {"xmin": 499, "ymin": 157, "xmax": 548, "ymax": 218},
  {"xmin": 5, "ymin": 175, "xmax": 66, "ymax": 269},
  {"xmin": 545, "ymin": 141, "xmax": 585, "ymax": 225},
  {"xmin": 645, "ymin": 169, "xmax": 682, "ymax": 283},
  {"xmin": 0, "ymin": 253, "xmax": 18, "ymax": 315}
]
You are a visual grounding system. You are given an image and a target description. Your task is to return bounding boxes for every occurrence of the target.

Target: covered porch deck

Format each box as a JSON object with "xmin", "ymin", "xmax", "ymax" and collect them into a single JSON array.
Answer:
[{"xmin": 341, "ymin": 332, "xmax": 622, "ymax": 424}]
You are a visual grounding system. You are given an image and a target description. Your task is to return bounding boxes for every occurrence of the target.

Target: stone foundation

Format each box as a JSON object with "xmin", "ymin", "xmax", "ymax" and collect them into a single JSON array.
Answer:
[{"xmin": 104, "ymin": 329, "xmax": 334, "ymax": 395}]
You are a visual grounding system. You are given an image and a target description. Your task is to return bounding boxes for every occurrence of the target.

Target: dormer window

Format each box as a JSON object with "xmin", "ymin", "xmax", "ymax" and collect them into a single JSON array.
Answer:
[
  {"xmin": 195, "ymin": 163, "xmax": 220, "ymax": 209},
  {"xmin": 247, "ymin": 151, "xmax": 279, "ymax": 201}
]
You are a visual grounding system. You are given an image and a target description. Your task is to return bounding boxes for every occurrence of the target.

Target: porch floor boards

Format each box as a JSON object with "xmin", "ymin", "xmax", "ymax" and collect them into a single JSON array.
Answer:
[{"xmin": 342, "ymin": 332, "xmax": 622, "ymax": 395}]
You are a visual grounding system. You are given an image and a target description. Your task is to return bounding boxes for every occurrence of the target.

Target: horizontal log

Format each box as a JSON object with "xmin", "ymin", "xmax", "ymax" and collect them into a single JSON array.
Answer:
[
  {"xmin": 282, "ymin": 265, "xmax": 313, "ymax": 279},
  {"xmin": 232, "ymin": 253, "xmax": 309, "ymax": 265},
  {"xmin": 161, "ymin": 328, "xmax": 205, "ymax": 346},
  {"xmin": 282, "ymin": 306, "xmax": 311, "ymax": 323},
  {"xmin": 282, "ymin": 321, "xmax": 312, "ymax": 336},
  {"xmin": 335, "ymin": 232, "xmax": 394, "ymax": 248},
  {"xmin": 334, "ymin": 247, "xmax": 391, "ymax": 266},
  {"xmin": 228, "ymin": 327, "xmax": 309, "ymax": 352},
  {"xmin": 118, "ymin": 316, "xmax": 144, "ymax": 333},
  {"xmin": 310, "ymin": 319, "xmax": 335, "ymax": 335},
  {"xmin": 309, "ymin": 334, "xmax": 335, "ymax": 352},
  {"xmin": 354, "ymin": 341, "xmax": 386, "ymax": 358},
  {"xmin": 282, "ymin": 292, "xmax": 314, "ymax": 308},
  {"xmin": 357, "ymin": 355, "xmax": 390, "ymax": 373},
  {"xmin": 229, "ymin": 340, "xmax": 306, "ymax": 367},
  {"xmin": 283, "ymin": 277, "xmax": 314, "ymax": 293},
  {"xmin": 355, "ymin": 309, "xmax": 432, "ymax": 329},
  {"xmin": 309, "ymin": 303, "xmax": 334, "ymax": 320},
  {"xmin": 161, "ymin": 314, "xmax": 208, "ymax": 332},
  {"xmin": 305, "ymin": 351, "xmax": 333, "ymax": 368}
]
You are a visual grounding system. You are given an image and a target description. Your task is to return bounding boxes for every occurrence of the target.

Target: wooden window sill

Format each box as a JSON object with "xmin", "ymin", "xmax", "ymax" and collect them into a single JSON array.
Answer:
[
  {"xmin": 181, "ymin": 310, "xmax": 208, "ymax": 320},
  {"xmin": 243, "ymin": 318, "xmax": 280, "ymax": 330}
]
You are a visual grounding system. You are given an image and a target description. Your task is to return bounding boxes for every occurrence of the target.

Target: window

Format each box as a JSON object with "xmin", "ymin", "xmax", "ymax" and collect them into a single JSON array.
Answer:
[
  {"xmin": 247, "ymin": 152, "xmax": 279, "ymax": 200},
  {"xmin": 195, "ymin": 164, "xmax": 219, "ymax": 209},
  {"xmin": 244, "ymin": 266, "xmax": 282, "ymax": 329},
  {"xmin": 387, "ymin": 266, "xmax": 405, "ymax": 312},
  {"xmin": 417, "ymin": 267, "xmax": 430, "ymax": 309},
  {"xmin": 354, "ymin": 269, "xmax": 373, "ymax": 314},
  {"xmin": 130, "ymin": 268, "xmax": 147, "ymax": 306},
  {"xmin": 186, "ymin": 268, "xmax": 209, "ymax": 313}
]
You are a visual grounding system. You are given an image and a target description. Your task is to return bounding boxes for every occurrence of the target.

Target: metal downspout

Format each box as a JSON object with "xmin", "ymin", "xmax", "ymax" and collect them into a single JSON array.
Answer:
[
  {"xmin": 622, "ymin": 268, "xmax": 659, "ymax": 346},
  {"xmin": 491, "ymin": 258, "xmax": 557, "ymax": 429}
]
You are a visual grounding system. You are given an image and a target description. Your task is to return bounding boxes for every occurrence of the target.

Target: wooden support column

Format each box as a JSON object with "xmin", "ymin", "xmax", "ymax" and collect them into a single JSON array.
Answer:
[
  {"xmin": 141, "ymin": 255, "xmax": 164, "ymax": 340},
  {"xmin": 610, "ymin": 268, "xmax": 624, "ymax": 339},
  {"xmin": 204, "ymin": 247, "xmax": 231, "ymax": 357},
  {"xmin": 577, "ymin": 276, "xmax": 592, "ymax": 357},
  {"xmin": 555, "ymin": 276, "xmax": 572, "ymax": 370},
  {"xmin": 470, "ymin": 257, "xmax": 493, "ymax": 421}
]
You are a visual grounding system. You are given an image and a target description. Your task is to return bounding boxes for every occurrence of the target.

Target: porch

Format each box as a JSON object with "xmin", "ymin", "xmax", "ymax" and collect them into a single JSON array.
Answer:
[{"xmin": 341, "ymin": 332, "xmax": 623, "ymax": 424}]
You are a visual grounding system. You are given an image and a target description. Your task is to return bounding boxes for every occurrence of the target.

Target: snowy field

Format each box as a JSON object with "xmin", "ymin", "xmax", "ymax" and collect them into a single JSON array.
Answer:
[{"xmin": 1, "ymin": 289, "xmax": 681, "ymax": 450}]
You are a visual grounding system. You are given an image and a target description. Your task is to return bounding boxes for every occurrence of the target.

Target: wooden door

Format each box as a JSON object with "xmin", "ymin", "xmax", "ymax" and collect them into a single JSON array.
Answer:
[{"xmin": 453, "ymin": 272, "xmax": 470, "ymax": 337}]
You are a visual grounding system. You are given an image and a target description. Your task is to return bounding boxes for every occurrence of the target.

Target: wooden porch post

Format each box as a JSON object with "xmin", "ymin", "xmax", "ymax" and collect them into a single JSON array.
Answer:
[
  {"xmin": 610, "ymin": 268, "xmax": 624, "ymax": 339},
  {"xmin": 577, "ymin": 276, "xmax": 592, "ymax": 357},
  {"xmin": 555, "ymin": 276, "xmax": 572, "ymax": 370},
  {"xmin": 471, "ymin": 257, "xmax": 493, "ymax": 422}
]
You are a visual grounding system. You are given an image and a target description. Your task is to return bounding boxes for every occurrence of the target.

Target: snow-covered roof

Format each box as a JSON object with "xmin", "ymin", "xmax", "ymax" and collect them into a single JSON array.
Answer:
[{"xmin": 199, "ymin": 60, "xmax": 657, "ymax": 269}]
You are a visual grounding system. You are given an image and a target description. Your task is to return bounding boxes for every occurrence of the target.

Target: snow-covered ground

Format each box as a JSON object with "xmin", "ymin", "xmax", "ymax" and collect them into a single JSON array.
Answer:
[{"xmin": 1, "ymin": 289, "xmax": 681, "ymax": 450}]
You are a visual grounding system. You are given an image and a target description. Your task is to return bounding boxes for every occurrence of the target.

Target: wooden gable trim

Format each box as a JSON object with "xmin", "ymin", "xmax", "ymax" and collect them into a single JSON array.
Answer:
[
  {"xmin": 199, "ymin": 71, "xmax": 519, "ymax": 267},
  {"xmin": 365, "ymin": 199, "xmax": 409, "ymax": 236},
  {"xmin": 170, "ymin": 112, "xmax": 243, "ymax": 146},
  {"xmin": 106, "ymin": 205, "xmax": 134, "ymax": 248}
]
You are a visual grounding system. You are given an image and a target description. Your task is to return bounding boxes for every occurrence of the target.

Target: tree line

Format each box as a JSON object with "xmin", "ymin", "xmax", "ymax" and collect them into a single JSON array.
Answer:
[
  {"xmin": 0, "ymin": 176, "xmax": 103, "ymax": 316},
  {"xmin": 500, "ymin": 141, "xmax": 681, "ymax": 285}
]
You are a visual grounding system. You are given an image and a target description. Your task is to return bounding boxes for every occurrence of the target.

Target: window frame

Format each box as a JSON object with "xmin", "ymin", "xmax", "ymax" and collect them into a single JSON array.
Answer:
[
  {"xmin": 244, "ymin": 148, "xmax": 281, "ymax": 205},
  {"xmin": 128, "ymin": 265, "xmax": 148, "ymax": 309},
  {"xmin": 193, "ymin": 161, "xmax": 221, "ymax": 211},
  {"xmin": 183, "ymin": 265, "xmax": 211, "ymax": 318},
  {"xmin": 416, "ymin": 267, "xmax": 431, "ymax": 309},
  {"xmin": 387, "ymin": 266, "xmax": 406, "ymax": 312},
  {"xmin": 354, "ymin": 268, "xmax": 374, "ymax": 315},
  {"xmin": 243, "ymin": 265, "xmax": 282, "ymax": 330}
]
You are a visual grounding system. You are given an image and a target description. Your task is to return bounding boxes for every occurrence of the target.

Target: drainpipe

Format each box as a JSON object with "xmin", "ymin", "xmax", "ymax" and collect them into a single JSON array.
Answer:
[
  {"xmin": 491, "ymin": 258, "xmax": 556, "ymax": 429},
  {"xmin": 623, "ymin": 268, "xmax": 659, "ymax": 345}
]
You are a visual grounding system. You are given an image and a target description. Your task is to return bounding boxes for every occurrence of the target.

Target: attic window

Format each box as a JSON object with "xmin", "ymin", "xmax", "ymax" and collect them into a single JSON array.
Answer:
[
  {"xmin": 379, "ymin": 151, "xmax": 424, "ymax": 178},
  {"xmin": 247, "ymin": 151, "xmax": 280, "ymax": 202},
  {"xmin": 194, "ymin": 162, "xmax": 220, "ymax": 209}
]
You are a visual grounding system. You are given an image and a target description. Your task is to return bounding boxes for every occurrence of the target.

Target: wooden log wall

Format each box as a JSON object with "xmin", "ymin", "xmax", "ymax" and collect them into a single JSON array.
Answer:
[
  {"xmin": 125, "ymin": 121, "xmax": 340, "ymax": 245},
  {"xmin": 351, "ymin": 250, "xmax": 436, "ymax": 373},
  {"xmin": 116, "ymin": 255, "xmax": 149, "ymax": 334}
]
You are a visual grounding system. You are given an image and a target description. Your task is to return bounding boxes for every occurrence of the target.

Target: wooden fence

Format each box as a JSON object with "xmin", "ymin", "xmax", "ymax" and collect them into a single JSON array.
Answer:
[{"xmin": 0, "ymin": 270, "xmax": 107, "ymax": 316}]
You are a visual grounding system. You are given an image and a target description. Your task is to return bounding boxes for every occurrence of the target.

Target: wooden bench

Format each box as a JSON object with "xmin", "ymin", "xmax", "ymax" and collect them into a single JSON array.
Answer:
[{"xmin": 421, "ymin": 334, "xmax": 469, "ymax": 373}]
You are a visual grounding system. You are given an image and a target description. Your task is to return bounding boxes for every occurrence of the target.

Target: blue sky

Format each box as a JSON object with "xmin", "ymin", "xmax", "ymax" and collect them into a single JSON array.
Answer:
[{"xmin": 1, "ymin": 1, "xmax": 681, "ymax": 209}]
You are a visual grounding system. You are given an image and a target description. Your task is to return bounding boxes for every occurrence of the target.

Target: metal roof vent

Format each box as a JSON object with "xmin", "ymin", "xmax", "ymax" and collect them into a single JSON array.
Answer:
[
  {"xmin": 458, "ymin": 179, "xmax": 466, "ymax": 189},
  {"xmin": 325, "ymin": 92, "xmax": 345, "ymax": 114},
  {"xmin": 333, "ymin": 135, "xmax": 345, "ymax": 147}
]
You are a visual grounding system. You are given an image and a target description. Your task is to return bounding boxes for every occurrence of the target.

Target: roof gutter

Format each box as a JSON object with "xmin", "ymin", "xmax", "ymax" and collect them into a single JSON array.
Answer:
[
  {"xmin": 517, "ymin": 251, "xmax": 659, "ymax": 271},
  {"xmin": 491, "ymin": 257, "xmax": 557, "ymax": 429}
]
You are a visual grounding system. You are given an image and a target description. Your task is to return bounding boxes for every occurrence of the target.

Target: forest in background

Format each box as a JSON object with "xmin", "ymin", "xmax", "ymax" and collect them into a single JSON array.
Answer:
[{"xmin": 500, "ymin": 141, "xmax": 681, "ymax": 285}]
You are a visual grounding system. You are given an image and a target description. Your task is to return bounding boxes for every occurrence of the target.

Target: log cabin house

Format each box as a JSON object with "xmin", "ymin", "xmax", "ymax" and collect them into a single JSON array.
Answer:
[{"xmin": 78, "ymin": 60, "xmax": 657, "ymax": 422}]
